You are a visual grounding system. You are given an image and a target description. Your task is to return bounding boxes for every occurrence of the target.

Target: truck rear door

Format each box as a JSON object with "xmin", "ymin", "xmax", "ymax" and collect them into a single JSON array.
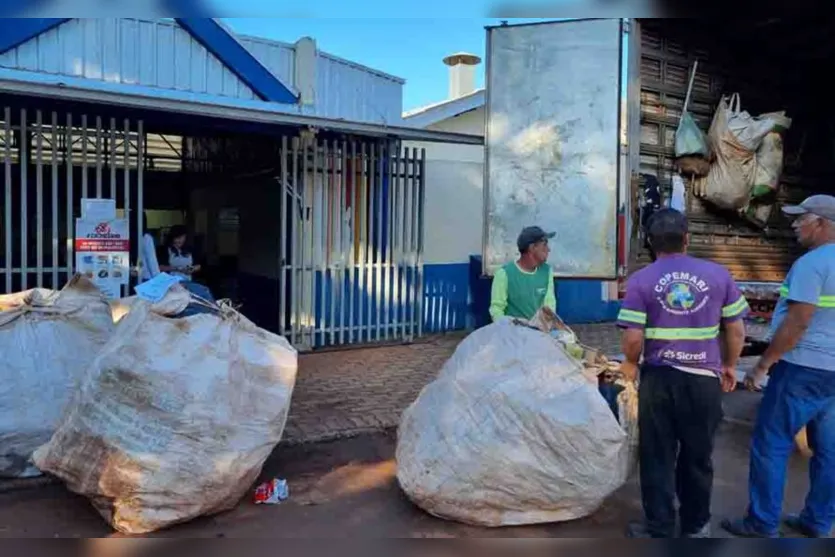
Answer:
[{"xmin": 484, "ymin": 18, "xmax": 629, "ymax": 279}]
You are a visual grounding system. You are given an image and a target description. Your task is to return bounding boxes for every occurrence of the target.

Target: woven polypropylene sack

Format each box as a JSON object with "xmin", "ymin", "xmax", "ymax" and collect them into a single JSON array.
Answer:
[
  {"xmin": 396, "ymin": 319, "xmax": 635, "ymax": 527},
  {"xmin": 34, "ymin": 287, "xmax": 298, "ymax": 534},
  {"xmin": 0, "ymin": 276, "xmax": 114, "ymax": 478}
]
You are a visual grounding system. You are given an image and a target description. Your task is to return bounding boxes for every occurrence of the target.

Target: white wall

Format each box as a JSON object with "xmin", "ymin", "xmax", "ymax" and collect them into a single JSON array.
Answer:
[{"xmin": 406, "ymin": 107, "xmax": 485, "ymax": 266}]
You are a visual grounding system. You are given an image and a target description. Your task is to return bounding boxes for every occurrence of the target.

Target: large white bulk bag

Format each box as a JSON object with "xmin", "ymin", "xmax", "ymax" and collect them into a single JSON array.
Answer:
[
  {"xmin": 0, "ymin": 276, "xmax": 114, "ymax": 478},
  {"xmin": 396, "ymin": 319, "xmax": 636, "ymax": 527},
  {"xmin": 33, "ymin": 286, "xmax": 298, "ymax": 534}
]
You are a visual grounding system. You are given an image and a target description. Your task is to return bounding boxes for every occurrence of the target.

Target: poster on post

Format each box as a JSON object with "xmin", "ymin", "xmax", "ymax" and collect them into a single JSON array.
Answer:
[{"xmin": 75, "ymin": 200, "xmax": 130, "ymax": 299}]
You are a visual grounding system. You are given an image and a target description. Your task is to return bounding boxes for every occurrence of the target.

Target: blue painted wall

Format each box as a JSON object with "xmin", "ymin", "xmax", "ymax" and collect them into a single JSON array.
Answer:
[{"xmin": 241, "ymin": 258, "xmax": 618, "ymax": 348}]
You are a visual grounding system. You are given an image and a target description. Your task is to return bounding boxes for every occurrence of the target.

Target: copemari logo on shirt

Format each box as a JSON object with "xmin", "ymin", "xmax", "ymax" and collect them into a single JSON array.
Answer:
[
  {"xmin": 666, "ymin": 283, "xmax": 695, "ymax": 310},
  {"xmin": 655, "ymin": 272, "xmax": 710, "ymax": 315}
]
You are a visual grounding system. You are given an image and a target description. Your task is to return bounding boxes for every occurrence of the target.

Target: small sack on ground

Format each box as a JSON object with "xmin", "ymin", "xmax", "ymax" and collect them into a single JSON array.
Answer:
[
  {"xmin": 34, "ymin": 285, "xmax": 298, "ymax": 534},
  {"xmin": 396, "ymin": 318, "xmax": 636, "ymax": 528},
  {"xmin": 0, "ymin": 276, "xmax": 114, "ymax": 478}
]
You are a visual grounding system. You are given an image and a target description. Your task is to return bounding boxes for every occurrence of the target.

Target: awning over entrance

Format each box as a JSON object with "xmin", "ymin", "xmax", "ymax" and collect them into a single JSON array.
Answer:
[{"xmin": 0, "ymin": 70, "xmax": 483, "ymax": 146}]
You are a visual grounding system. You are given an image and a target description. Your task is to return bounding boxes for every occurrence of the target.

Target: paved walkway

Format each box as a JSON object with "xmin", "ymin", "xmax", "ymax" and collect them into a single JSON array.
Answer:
[{"xmin": 284, "ymin": 323, "xmax": 625, "ymax": 444}]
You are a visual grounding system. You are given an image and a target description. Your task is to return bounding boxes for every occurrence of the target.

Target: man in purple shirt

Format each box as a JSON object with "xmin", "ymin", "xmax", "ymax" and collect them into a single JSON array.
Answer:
[{"xmin": 619, "ymin": 209, "xmax": 748, "ymax": 538}]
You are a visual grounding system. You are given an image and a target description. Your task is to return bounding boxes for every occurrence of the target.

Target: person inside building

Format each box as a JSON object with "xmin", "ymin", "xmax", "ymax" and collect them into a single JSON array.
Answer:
[
  {"xmin": 138, "ymin": 216, "xmax": 160, "ymax": 284},
  {"xmin": 489, "ymin": 225, "xmax": 557, "ymax": 322},
  {"xmin": 723, "ymin": 195, "xmax": 835, "ymax": 538},
  {"xmin": 158, "ymin": 225, "xmax": 202, "ymax": 282},
  {"xmin": 618, "ymin": 208, "xmax": 747, "ymax": 538}
]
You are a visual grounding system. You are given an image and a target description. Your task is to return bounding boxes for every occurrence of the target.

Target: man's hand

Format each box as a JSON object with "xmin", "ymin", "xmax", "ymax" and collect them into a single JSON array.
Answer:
[
  {"xmin": 721, "ymin": 366, "xmax": 737, "ymax": 393},
  {"xmin": 620, "ymin": 361, "xmax": 640, "ymax": 383},
  {"xmin": 744, "ymin": 361, "xmax": 770, "ymax": 392}
]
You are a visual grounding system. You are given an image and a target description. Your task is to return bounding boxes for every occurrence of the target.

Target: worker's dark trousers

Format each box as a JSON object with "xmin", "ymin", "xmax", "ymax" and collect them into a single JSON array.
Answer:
[{"xmin": 639, "ymin": 365, "xmax": 723, "ymax": 537}]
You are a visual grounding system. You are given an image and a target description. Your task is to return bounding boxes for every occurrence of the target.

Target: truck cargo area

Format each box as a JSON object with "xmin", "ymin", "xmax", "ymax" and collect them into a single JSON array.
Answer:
[{"xmin": 635, "ymin": 18, "xmax": 835, "ymax": 285}]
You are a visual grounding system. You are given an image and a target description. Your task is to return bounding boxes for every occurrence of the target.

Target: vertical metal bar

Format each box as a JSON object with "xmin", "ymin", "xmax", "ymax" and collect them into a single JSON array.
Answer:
[
  {"xmin": 307, "ymin": 139, "xmax": 316, "ymax": 349},
  {"xmin": 319, "ymin": 139, "xmax": 329, "ymax": 347},
  {"xmin": 416, "ymin": 148, "xmax": 427, "ymax": 339},
  {"xmin": 81, "ymin": 115, "xmax": 88, "ymax": 199},
  {"xmin": 358, "ymin": 142, "xmax": 368, "ymax": 344},
  {"xmin": 392, "ymin": 143, "xmax": 402, "ymax": 341},
  {"xmin": 408, "ymin": 147, "xmax": 419, "ymax": 340},
  {"xmin": 366, "ymin": 143, "xmax": 376, "ymax": 343},
  {"xmin": 290, "ymin": 137, "xmax": 303, "ymax": 346},
  {"xmin": 338, "ymin": 140, "xmax": 347, "ymax": 346},
  {"xmin": 66, "ymin": 113, "xmax": 74, "ymax": 279},
  {"xmin": 19, "ymin": 109, "xmax": 27, "ymax": 290},
  {"xmin": 35, "ymin": 110, "xmax": 43, "ymax": 287},
  {"xmin": 123, "ymin": 119, "xmax": 130, "ymax": 298},
  {"xmin": 3, "ymin": 107, "xmax": 11, "ymax": 293},
  {"xmin": 278, "ymin": 136, "xmax": 288, "ymax": 338},
  {"xmin": 109, "ymin": 117, "xmax": 117, "ymax": 200},
  {"xmin": 95, "ymin": 116, "xmax": 103, "ymax": 198},
  {"xmin": 347, "ymin": 141, "xmax": 356, "ymax": 344},
  {"xmin": 398, "ymin": 146, "xmax": 408, "ymax": 341},
  {"xmin": 51, "ymin": 112, "xmax": 58, "ymax": 289},
  {"xmin": 385, "ymin": 142, "xmax": 395, "ymax": 340},
  {"xmin": 378, "ymin": 143, "xmax": 388, "ymax": 341},
  {"xmin": 290, "ymin": 137, "xmax": 300, "ymax": 347},
  {"xmin": 327, "ymin": 141, "xmax": 337, "ymax": 347},
  {"xmin": 300, "ymin": 137, "xmax": 309, "ymax": 348},
  {"xmin": 375, "ymin": 143, "xmax": 385, "ymax": 342},
  {"xmin": 136, "ymin": 120, "xmax": 144, "ymax": 284},
  {"xmin": 401, "ymin": 147, "xmax": 412, "ymax": 340}
]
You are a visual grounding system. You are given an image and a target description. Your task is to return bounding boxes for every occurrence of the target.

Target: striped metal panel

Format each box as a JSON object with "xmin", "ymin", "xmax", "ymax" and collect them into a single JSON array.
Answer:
[
  {"xmin": 0, "ymin": 103, "xmax": 144, "ymax": 295},
  {"xmin": 637, "ymin": 21, "xmax": 807, "ymax": 282},
  {"xmin": 0, "ymin": 19, "xmax": 259, "ymax": 101}
]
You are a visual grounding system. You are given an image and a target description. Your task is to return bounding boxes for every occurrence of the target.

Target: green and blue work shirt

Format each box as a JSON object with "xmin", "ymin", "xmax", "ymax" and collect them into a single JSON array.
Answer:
[{"xmin": 770, "ymin": 243, "xmax": 835, "ymax": 371}]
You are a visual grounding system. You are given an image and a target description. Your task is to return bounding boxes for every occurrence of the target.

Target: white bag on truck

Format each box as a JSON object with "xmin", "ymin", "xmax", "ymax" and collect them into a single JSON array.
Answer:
[
  {"xmin": 396, "ymin": 319, "xmax": 636, "ymax": 527},
  {"xmin": 701, "ymin": 94, "xmax": 779, "ymax": 210},
  {"xmin": 751, "ymin": 112, "xmax": 792, "ymax": 199},
  {"xmin": 33, "ymin": 286, "xmax": 298, "ymax": 534},
  {"xmin": 0, "ymin": 276, "xmax": 114, "ymax": 478}
]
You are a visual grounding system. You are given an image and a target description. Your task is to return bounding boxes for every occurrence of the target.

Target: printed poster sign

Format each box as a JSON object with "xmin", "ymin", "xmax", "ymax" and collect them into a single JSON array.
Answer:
[{"xmin": 75, "ymin": 218, "xmax": 130, "ymax": 300}]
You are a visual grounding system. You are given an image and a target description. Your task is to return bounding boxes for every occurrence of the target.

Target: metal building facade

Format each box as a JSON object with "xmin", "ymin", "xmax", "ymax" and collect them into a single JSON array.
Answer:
[
  {"xmin": 0, "ymin": 18, "xmax": 405, "ymax": 126},
  {"xmin": 0, "ymin": 18, "xmax": 480, "ymax": 350}
]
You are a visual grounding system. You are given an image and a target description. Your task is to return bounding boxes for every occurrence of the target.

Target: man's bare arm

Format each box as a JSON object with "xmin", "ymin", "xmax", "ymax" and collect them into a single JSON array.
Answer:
[
  {"xmin": 721, "ymin": 319, "xmax": 746, "ymax": 369},
  {"xmin": 759, "ymin": 302, "xmax": 817, "ymax": 370}
]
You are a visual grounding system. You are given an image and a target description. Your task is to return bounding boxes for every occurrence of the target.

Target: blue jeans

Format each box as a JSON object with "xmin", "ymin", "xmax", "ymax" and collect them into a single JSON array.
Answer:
[{"xmin": 747, "ymin": 360, "xmax": 835, "ymax": 536}]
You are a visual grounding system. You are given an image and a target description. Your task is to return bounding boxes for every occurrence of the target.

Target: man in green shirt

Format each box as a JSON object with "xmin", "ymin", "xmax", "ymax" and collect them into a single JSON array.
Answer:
[{"xmin": 490, "ymin": 226, "xmax": 557, "ymax": 321}]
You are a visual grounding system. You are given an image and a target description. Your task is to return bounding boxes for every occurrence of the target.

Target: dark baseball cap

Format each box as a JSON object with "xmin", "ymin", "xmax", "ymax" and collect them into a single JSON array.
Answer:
[
  {"xmin": 782, "ymin": 195, "xmax": 835, "ymax": 222},
  {"xmin": 517, "ymin": 226, "xmax": 555, "ymax": 252}
]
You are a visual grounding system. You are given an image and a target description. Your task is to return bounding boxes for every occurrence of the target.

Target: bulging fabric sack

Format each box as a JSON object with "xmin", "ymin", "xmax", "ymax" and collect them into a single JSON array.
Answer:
[
  {"xmin": 701, "ymin": 94, "xmax": 779, "ymax": 210},
  {"xmin": 0, "ymin": 276, "xmax": 114, "ymax": 478},
  {"xmin": 751, "ymin": 112, "xmax": 792, "ymax": 199},
  {"xmin": 396, "ymin": 319, "xmax": 636, "ymax": 527},
  {"xmin": 34, "ymin": 285, "xmax": 299, "ymax": 534}
]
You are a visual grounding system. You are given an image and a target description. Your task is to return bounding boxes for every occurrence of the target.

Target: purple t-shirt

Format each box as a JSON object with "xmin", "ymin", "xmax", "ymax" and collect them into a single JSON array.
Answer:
[{"xmin": 617, "ymin": 254, "xmax": 748, "ymax": 375}]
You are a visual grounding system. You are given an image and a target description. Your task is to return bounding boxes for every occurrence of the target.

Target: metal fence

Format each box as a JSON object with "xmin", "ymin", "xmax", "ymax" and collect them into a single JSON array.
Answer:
[
  {"xmin": 0, "ymin": 105, "xmax": 145, "ymax": 295},
  {"xmin": 0, "ymin": 101, "xmax": 426, "ymax": 350},
  {"xmin": 276, "ymin": 137, "xmax": 426, "ymax": 350}
]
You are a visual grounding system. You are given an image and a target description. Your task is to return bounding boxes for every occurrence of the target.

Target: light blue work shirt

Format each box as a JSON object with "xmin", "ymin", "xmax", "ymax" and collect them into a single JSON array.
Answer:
[{"xmin": 770, "ymin": 243, "xmax": 835, "ymax": 371}]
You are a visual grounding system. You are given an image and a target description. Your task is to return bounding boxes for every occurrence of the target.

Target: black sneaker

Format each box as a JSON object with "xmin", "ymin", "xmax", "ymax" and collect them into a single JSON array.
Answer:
[
  {"xmin": 626, "ymin": 521, "xmax": 672, "ymax": 538},
  {"xmin": 783, "ymin": 515, "xmax": 826, "ymax": 538},
  {"xmin": 721, "ymin": 517, "xmax": 778, "ymax": 538}
]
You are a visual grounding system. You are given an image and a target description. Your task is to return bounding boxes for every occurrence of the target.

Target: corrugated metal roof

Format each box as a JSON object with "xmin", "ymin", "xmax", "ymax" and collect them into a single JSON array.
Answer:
[
  {"xmin": 0, "ymin": 19, "xmax": 260, "ymax": 100},
  {"xmin": 0, "ymin": 18, "xmax": 406, "ymax": 125}
]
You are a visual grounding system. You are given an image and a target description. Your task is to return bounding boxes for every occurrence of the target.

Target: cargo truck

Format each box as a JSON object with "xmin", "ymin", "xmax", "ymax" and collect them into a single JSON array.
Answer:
[{"xmin": 483, "ymin": 18, "xmax": 832, "ymax": 342}]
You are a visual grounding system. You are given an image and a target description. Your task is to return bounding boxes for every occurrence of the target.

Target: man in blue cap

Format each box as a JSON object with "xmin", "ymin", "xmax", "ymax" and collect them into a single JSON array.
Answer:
[{"xmin": 724, "ymin": 195, "xmax": 835, "ymax": 538}]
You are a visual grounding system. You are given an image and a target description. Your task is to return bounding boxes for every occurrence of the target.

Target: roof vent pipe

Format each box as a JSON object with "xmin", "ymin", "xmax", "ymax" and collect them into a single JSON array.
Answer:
[{"xmin": 443, "ymin": 52, "xmax": 481, "ymax": 100}]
